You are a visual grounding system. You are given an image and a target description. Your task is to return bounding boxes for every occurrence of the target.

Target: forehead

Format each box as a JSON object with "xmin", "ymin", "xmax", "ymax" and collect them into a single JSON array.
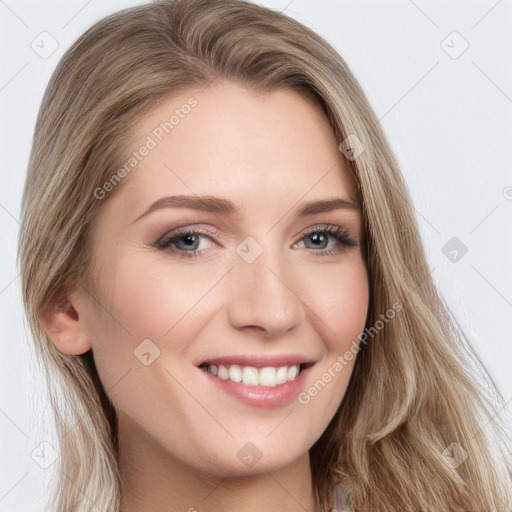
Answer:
[{"xmin": 108, "ymin": 81, "xmax": 358, "ymax": 218}]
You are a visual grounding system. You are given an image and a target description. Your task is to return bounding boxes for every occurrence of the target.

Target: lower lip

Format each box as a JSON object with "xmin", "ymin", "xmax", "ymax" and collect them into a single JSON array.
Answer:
[{"xmin": 199, "ymin": 366, "xmax": 312, "ymax": 409}]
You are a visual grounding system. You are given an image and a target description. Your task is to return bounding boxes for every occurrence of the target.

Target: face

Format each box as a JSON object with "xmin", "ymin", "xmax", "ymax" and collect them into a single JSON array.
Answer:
[{"xmin": 77, "ymin": 80, "xmax": 369, "ymax": 476}]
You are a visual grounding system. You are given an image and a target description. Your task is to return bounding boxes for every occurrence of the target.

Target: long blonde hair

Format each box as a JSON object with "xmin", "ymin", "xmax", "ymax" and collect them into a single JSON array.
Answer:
[{"xmin": 18, "ymin": 0, "xmax": 512, "ymax": 510}]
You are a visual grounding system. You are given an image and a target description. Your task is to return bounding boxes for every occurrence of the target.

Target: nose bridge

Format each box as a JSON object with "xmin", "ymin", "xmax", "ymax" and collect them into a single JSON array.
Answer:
[{"xmin": 227, "ymin": 235, "xmax": 306, "ymax": 336}]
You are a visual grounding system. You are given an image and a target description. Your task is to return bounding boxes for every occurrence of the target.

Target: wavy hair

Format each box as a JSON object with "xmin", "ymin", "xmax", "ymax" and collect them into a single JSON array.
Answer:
[{"xmin": 18, "ymin": 0, "xmax": 512, "ymax": 510}]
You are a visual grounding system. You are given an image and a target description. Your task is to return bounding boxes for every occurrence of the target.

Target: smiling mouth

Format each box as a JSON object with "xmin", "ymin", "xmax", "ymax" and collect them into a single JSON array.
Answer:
[{"xmin": 199, "ymin": 362, "xmax": 313, "ymax": 387}]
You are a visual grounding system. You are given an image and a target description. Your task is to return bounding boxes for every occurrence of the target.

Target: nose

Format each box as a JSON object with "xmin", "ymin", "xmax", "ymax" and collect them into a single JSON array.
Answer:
[{"xmin": 227, "ymin": 243, "xmax": 306, "ymax": 338}]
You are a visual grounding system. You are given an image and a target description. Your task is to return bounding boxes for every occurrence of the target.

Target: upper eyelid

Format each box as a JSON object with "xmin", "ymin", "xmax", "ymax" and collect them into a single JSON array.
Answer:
[{"xmin": 164, "ymin": 223, "xmax": 349, "ymax": 238}]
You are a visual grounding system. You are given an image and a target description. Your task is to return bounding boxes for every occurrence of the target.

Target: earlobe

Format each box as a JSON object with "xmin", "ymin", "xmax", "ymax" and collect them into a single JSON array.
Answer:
[{"xmin": 40, "ymin": 295, "xmax": 92, "ymax": 355}]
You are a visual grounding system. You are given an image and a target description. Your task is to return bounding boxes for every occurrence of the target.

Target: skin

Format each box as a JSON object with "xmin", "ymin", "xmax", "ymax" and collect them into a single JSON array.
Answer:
[{"xmin": 43, "ymin": 80, "xmax": 369, "ymax": 512}]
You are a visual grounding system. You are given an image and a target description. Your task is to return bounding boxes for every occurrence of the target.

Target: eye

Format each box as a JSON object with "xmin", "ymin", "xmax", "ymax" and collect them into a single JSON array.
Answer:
[
  {"xmin": 293, "ymin": 224, "xmax": 358, "ymax": 256},
  {"xmin": 152, "ymin": 227, "xmax": 216, "ymax": 257}
]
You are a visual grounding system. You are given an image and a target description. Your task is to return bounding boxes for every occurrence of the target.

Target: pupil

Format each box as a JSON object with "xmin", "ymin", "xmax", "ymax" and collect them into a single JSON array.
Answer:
[
  {"xmin": 180, "ymin": 234, "xmax": 198, "ymax": 249},
  {"xmin": 310, "ymin": 233, "xmax": 326, "ymax": 248}
]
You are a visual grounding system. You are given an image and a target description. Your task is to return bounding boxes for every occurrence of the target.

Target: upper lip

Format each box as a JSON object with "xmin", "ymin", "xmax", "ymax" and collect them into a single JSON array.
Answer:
[{"xmin": 198, "ymin": 354, "xmax": 317, "ymax": 369}]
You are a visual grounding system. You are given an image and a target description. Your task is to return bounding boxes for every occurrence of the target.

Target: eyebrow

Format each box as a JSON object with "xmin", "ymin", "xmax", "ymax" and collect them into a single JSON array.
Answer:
[{"xmin": 131, "ymin": 194, "xmax": 360, "ymax": 224}]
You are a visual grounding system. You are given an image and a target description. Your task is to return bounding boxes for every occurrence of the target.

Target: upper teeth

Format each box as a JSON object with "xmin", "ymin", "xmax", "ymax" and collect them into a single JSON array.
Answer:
[{"xmin": 204, "ymin": 364, "xmax": 301, "ymax": 387}]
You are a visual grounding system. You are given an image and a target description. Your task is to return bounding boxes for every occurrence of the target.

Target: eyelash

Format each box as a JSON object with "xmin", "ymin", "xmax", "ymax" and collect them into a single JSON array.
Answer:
[{"xmin": 152, "ymin": 224, "xmax": 358, "ymax": 259}]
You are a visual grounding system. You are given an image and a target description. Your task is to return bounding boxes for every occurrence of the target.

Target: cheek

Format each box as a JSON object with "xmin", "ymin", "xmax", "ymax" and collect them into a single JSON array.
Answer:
[
  {"xmin": 296, "ymin": 258, "xmax": 369, "ymax": 412},
  {"xmin": 303, "ymin": 257, "xmax": 369, "ymax": 349},
  {"xmin": 94, "ymin": 252, "xmax": 225, "ymax": 339},
  {"xmin": 85, "ymin": 252, "xmax": 232, "ymax": 380}
]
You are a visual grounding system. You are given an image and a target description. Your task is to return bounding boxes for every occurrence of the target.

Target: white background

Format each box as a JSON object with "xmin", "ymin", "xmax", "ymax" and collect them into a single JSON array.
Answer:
[{"xmin": 1, "ymin": 0, "xmax": 511, "ymax": 509}]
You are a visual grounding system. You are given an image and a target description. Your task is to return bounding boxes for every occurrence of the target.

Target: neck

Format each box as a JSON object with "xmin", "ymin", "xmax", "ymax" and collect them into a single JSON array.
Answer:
[{"xmin": 118, "ymin": 412, "xmax": 318, "ymax": 512}]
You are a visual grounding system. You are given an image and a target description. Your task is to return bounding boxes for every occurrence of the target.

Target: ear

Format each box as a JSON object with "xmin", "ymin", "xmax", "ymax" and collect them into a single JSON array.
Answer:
[{"xmin": 40, "ymin": 291, "xmax": 92, "ymax": 355}]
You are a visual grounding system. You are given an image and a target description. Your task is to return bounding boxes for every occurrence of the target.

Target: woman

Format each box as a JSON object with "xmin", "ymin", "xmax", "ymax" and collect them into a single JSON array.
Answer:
[{"xmin": 17, "ymin": 0, "xmax": 512, "ymax": 510}]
